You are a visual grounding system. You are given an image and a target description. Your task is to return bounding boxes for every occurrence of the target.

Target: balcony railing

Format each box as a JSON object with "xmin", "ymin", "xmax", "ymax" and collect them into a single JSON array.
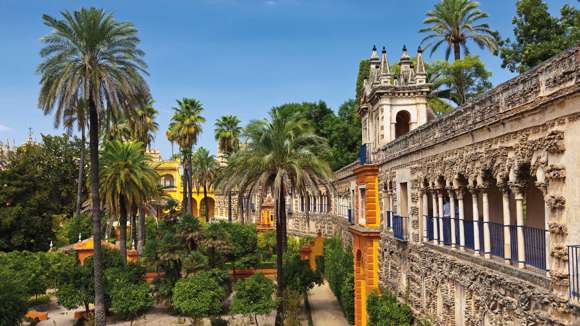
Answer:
[
  {"xmin": 442, "ymin": 216, "xmax": 452, "ymax": 245},
  {"xmin": 426, "ymin": 215, "xmax": 434, "ymax": 241},
  {"xmin": 393, "ymin": 215, "xmax": 407, "ymax": 241},
  {"xmin": 569, "ymin": 245, "xmax": 580, "ymax": 305},
  {"xmin": 464, "ymin": 219, "xmax": 474, "ymax": 250},
  {"xmin": 359, "ymin": 143, "xmax": 375, "ymax": 165},
  {"xmin": 524, "ymin": 226, "xmax": 546, "ymax": 270},
  {"xmin": 489, "ymin": 221, "xmax": 504, "ymax": 258}
]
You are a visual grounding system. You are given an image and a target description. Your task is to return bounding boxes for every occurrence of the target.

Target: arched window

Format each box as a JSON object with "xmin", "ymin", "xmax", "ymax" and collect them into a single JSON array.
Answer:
[
  {"xmin": 395, "ymin": 110, "xmax": 411, "ymax": 138},
  {"xmin": 161, "ymin": 174, "xmax": 175, "ymax": 188}
]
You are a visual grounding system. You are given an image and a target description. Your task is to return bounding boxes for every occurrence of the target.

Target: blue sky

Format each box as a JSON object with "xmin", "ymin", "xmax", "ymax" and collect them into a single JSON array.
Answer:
[{"xmin": 0, "ymin": 0, "xmax": 575, "ymax": 158}]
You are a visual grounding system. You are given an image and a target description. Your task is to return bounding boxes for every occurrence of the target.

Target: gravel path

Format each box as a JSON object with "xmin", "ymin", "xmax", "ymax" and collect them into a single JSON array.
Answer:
[{"xmin": 308, "ymin": 281, "xmax": 350, "ymax": 326}]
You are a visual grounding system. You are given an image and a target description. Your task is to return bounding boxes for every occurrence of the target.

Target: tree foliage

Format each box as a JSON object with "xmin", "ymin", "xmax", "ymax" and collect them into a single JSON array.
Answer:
[
  {"xmin": 231, "ymin": 272, "xmax": 277, "ymax": 325},
  {"xmin": 0, "ymin": 268, "xmax": 28, "ymax": 326},
  {"xmin": 367, "ymin": 289, "xmax": 415, "ymax": 326},
  {"xmin": 0, "ymin": 134, "xmax": 82, "ymax": 251},
  {"xmin": 173, "ymin": 271, "xmax": 225, "ymax": 325},
  {"xmin": 500, "ymin": 0, "xmax": 580, "ymax": 73},
  {"xmin": 109, "ymin": 281, "xmax": 153, "ymax": 322},
  {"xmin": 420, "ymin": 0, "xmax": 499, "ymax": 61},
  {"xmin": 323, "ymin": 237, "xmax": 354, "ymax": 323},
  {"xmin": 283, "ymin": 253, "xmax": 322, "ymax": 295}
]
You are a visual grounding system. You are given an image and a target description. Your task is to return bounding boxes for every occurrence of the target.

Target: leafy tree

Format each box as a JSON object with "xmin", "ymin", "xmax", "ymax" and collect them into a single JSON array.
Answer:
[
  {"xmin": 38, "ymin": 8, "xmax": 150, "ymax": 325},
  {"xmin": 201, "ymin": 222, "xmax": 234, "ymax": 269},
  {"xmin": 420, "ymin": 0, "xmax": 499, "ymax": 61},
  {"xmin": 216, "ymin": 108, "xmax": 333, "ymax": 325},
  {"xmin": 0, "ymin": 268, "xmax": 28, "ymax": 326},
  {"xmin": 173, "ymin": 272, "xmax": 225, "ymax": 326},
  {"xmin": 0, "ymin": 135, "xmax": 81, "ymax": 251},
  {"xmin": 356, "ymin": 59, "xmax": 371, "ymax": 102},
  {"xmin": 429, "ymin": 56, "xmax": 492, "ymax": 105},
  {"xmin": 191, "ymin": 147, "xmax": 218, "ymax": 222},
  {"xmin": 55, "ymin": 213, "xmax": 93, "ymax": 246},
  {"xmin": 231, "ymin": 273, "xmax": 277, "ymax": 326},
  {"xmin": 167, "ymin": 98, "xmax": 206, "ymax": 215},
  {"xmin": 367, "ymin": 289, "xmax": 415, "ymax": 326},
  {"xmin": 100, "ymin": 140, "xmax": 159, "ymax": 264},
  {"xmin": 283, "ymin": 253, "xmax": 323, "ymax": 295},
  {"xmin": 110, "ymin": 282, "xmax": 153, "ymax": 325},
  {"xmin": 500, "ymin": 0, "xmax": 580, "ymax": 73},
  {"xmin": 224, "ymin": 222, "xmax": 259, "ymax": 268},
  {"xmin": 258, "ymin": 230, "xmax": 277, "ymax": 261}
]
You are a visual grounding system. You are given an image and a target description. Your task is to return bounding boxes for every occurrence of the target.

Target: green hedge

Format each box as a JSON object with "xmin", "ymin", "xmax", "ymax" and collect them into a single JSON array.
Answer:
[
  {"xmin": 367, "ymin": 289, "xmax": 415, "ymax": 326},
  {"xmin": 323, "ymin": 237, "xmax": 354, "ymax": 324}
]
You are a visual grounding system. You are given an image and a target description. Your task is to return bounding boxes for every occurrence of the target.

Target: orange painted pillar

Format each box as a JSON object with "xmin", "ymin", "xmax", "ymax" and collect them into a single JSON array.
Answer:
[{"xmin": 351, "ymin": 164, "xmax": 381, "ymax": 326}]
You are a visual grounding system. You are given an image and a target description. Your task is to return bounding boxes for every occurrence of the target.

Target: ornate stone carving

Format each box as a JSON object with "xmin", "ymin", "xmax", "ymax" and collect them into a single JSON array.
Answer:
[
  {"xmin": 548, "ymin": 222, "xmax": 568, "ymax": 236},
  {"xmin": 546, "ymin": 195, "xmax": 566, "ymax": 210},
  {"xmin": 543, "ymin": 130, "xmax": 565, "ymax": 154},
  {"xmin": 545, "ymin": 164, "xmax": 566, "ymax": 181}
]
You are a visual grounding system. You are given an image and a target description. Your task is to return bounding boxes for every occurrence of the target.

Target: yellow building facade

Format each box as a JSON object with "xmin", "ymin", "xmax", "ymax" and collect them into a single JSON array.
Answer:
[{"xmin": 149, "ymin": 150, "xmax": 216, "ymax": 218}]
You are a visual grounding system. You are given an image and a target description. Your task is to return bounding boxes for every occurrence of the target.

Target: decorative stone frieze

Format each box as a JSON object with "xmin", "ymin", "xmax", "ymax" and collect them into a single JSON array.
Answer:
[{"xmin": 546, "ymin": 195, "xmax": 566, "ymax": 210}]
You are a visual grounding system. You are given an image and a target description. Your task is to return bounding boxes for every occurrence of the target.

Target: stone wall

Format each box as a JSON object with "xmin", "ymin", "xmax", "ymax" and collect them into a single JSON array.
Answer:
[
  {"xmin": 288, "ymin": 212, "xmax": 352, "ymax": 247},
  {"xmin": 379, "ymin": 235, "xmax": 578, "ymax": 325}
]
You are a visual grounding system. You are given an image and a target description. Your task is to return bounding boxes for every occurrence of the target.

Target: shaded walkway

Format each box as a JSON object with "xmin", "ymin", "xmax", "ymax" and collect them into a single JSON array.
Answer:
[{"xmin": 308, "ymin": 281, "xmax": 350, "ymax": 326}]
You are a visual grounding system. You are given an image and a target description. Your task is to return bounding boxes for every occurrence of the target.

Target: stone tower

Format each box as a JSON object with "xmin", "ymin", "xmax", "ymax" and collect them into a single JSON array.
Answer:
[{"xmin": 359, "ymin": 45, "xmax": 435, "ymax": 153}]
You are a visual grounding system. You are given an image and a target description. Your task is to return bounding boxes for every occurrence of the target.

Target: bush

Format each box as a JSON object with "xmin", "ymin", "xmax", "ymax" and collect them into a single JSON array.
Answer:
[
  {"xmin": 367, "ymin": 289, "xmax": 414, "ymax": 326},
  {"xmin": 110, "ymin": 281, "xmax": 153, "ymax": 322},
  {"xmin": 0, "ymin": 269, "xmax": 28, "ymax": 326},
  {"xmin": 173, "ymin": 271, "xmax": 225, "ymax": 325},
  {"xmin": 231, "ymin": 273, "xmax": 277, "ymax": 325},
  {"xmin": 323, "ymin": 237, "xmax": 354, "ymax": 323},
  {"xmin": 284, "ymin": 253, "xmax": 322, "ymax": 295}
]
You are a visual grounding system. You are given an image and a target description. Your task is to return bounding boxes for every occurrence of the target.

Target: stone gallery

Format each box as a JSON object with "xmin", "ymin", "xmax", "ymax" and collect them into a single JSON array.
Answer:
[{"xmin": 283, "ymin": 45, "xmax": 580, "ymax": 325}]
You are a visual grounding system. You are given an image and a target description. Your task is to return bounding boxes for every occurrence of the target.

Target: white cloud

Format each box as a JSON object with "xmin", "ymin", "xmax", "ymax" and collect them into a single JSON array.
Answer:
[{"xmin": 0, "ymin": 124, "xmax": 11, "ymax": 132}]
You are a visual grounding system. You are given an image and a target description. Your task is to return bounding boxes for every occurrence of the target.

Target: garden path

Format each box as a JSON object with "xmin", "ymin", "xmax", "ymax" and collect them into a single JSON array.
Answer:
[{"xmin": 308, "ymin": 281, "xmax": 350, "ymax": 326}]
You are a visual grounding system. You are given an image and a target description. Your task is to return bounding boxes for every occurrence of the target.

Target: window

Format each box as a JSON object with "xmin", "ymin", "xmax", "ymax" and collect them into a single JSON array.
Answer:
[
  {"xmin": 161, "ymin": 174, "xmax": 175, "ymax": 188},
  {"xmin": 395, "ymin": 110, "xmax": 411, "ymax": 138}
]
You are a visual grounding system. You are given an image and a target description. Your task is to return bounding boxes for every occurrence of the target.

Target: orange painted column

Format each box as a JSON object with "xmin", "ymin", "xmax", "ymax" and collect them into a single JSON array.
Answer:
[{"xmin": 350, "ymin": 164, "xmax": 381, "ymax": 326}]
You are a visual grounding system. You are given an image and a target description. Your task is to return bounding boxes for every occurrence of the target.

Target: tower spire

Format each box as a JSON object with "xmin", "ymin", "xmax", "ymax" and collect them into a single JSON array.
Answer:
[
  {"xmin": 415, "ymin": 46, "xmax": 427, "ymax": 84},
  {"xmin": 380, "ymin": 46, "xmax": 390, "ymax": 75}
]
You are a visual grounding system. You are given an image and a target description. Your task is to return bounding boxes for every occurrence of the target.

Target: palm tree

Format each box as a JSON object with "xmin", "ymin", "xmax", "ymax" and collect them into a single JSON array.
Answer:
[
  {"xmin": 99, "ymin": 140, "xmax": 159, "ymax": 264},
  {"xmin": 130, "ymin": 96, "xmax": 159, "ymax": 254},
  {"xmin": 38, "ymin": 8, "xmax": 149, "ymax": 324},
  {"xmin": 167, "ymin": 98, "xmax": 205, "ymax": 215},
  {"xmin": 215, "ymin": 115, "xmax": 242, "ymax": 158},
  {"xmin": 191, "ymin": 147, "xmax": 218, "ymax": 222},
  {"xmin": 420, "ymin": 0, "xmax": 499, "ymax": 61},
  {"xmin": 214, "ymin": 115, "xmax": 242, "ymax": 222},
  {"xmin": 216, "ymin": 109, "xmax": 332, "ymax": 325}
]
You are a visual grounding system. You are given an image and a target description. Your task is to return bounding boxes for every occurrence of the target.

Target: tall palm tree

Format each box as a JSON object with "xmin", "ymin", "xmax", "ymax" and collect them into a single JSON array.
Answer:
[
  {"xmin": 191, "ymin": 147, "xmax": 218, "ymax": 222},
  {"xmin": 166, "ymin": 98, "xmax": 205, "ymax": 215},
  {"xmin": 215, "ymin": 115, "xmax": 242, "ymax": 158},
  {"xmin": 38, "ymin": 8, "xmax": 149, "ymax": 324},
  {"xmin": 132, "ymin": 97, "xmax": 159, "ymax": 254},
  {"xmin": 420, "ymin": 0, "xmax": 499, "ymax": 61},
  {"xmin": 216, "ymin": 109, "xmax": 332, "ymax": 325},
  {"xmin": 214, "ymin": 115, "xmax": 242, "ymax": 222},
  {"xmin": 99, "ymin": 140, "xmax": 159, "ymax": 264}
]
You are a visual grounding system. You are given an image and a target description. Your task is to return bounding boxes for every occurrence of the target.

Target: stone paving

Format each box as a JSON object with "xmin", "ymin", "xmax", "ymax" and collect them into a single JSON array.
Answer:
[{"xmin": 308, "ymin": 281, "xmax": 350, "ymax": 326}]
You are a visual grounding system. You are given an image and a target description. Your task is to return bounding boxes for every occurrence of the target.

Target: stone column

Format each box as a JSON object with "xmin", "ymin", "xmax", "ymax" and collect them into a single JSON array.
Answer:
[
  {"xmin": 457, "ymin": 189, "xmax": 465, "ymax": 251},
  {"xmin": 482, "ymin": 188, "xmax": 491, "ymax": 259},
  {"xmin": 514, "ymin": 187, "xmax": 526, "ymax": 268},
  {"xmin": 449, "ymin": 189, "xmax": 457, "ymax": 247},
  {"xmin": 389, "ymin": 191, "xmax": 394, "ymax": 231},
  {"xmin": 501, "ymin": 186, "xmax": 512, "ymax": 264},
  {"xmin": 470, "ymin": 188, "xmax": 481, "ymax": 255},
  {"xmin": 432, "ymin": 192, "xmax": 439, "ymax": 244},
  {"xmin": 438, "ymin": 190, "xmax": 444, "ymax": 245},
  {"xmin": 422, "ymin": 191, "xmax": 429, "ymax": 242}
]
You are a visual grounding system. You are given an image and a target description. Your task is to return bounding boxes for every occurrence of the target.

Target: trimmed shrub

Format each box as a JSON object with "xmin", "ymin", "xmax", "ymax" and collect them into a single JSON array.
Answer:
[
  {"xmin": 110, "ymin": 281, "xmax": 153, "ymax": 322},
  {"xmin": 173, "ymin": 271, "xmax": 225, "ymax": 325},
  {"xmin": 367, "ymin": 289, "xmax": 414, "ymax": 326},
  {"xmin": 323, "ymin": 237, "xmax": 354, "ymax": 323}
]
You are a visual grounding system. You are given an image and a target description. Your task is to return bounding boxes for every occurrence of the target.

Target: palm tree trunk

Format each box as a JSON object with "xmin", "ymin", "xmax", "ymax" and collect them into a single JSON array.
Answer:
[
  {"xmin": 182, "ymin": 161, "xmax": 189, "ymax": 214},
  {"xmin": 204, "ymin": 183, "xmax": 209, "ymax": 222},
  {"xmin": 75, "ymin": 124, "xmax": 85, "ymax": 217},
  {"xmin": 138, "ymin": 205, "xmax": 146, "ymax": 254},
  {"xmin": 119, "ymin": 197, "xmax": 128, "ymax": 265},
  {"xmin": 131, "ymin": 205, "xmax": 137, "ymax": 247},
  {"xmin": 453, "ymin": 42, "xmax": 461, "ymax": 62},
  {"xmin": 88, "ymin": 96, "xmax": 106, "ymax": 326},
  {"xmin": 187, "ymin": 153, "xmax": 193, "ymax": 215},
  {"xmin": 274, "ymin": 184, "xmax": 287, "ymax": 326},
  {"xmin": 228, "ymin": 191, "xmax": 232, "ymax": 223}
]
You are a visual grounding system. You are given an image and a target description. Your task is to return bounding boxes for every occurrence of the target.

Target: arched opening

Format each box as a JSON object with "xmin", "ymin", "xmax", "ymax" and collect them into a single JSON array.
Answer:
[
  {"xmin": 200, "ymin": 197, "xmax": 215, "ymax": 219},
  {"xmin": 395, "ymin": 110, "xmax": 411, "ymax": 138},
  {"xmin": 160, "ymin": 174, "xmax": 175, "ymax": 188}
]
